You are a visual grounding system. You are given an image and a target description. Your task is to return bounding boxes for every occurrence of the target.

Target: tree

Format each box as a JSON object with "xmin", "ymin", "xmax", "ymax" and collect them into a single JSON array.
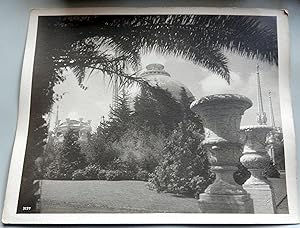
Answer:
[
  {"xmin": 178, "ymin": 88, "xmax": 203, "ymax": 128},
  {"xmin": 42, "ymin": 135, "xmax": 63, "ymax": 179},
  {"xmin": 104, "ymin": 89, "xmax": 133, "ymax": 142},
  {"xmin": 46, "ymin": 15, "xmax": 278, "ymax": 83},
  {"xmin": 18, "ymin": 15, "xmax": 278, "ymax": 211},
  {"xmin": 42, "ymin": 130, "xmax": 88, "ymax": 180},
  {"xmin": 148, "ymin": 120, "xmax": 214, "ymax": 198},
  {"xmin": 80, "ymin": 131, "xmax": 95, "ymax": 163},
  {"xmin": 133, "ymin": 87, "xmax": 162, "ymax": 134},
  {"xmin": 57, "ymin": 129, "xmax": 87, "ymax": 179},
  {"xmin": 89, "ymin": 129, "xmax": 119, "ymax": 168},
  {"xmin": 133, "ymin": 86, "xmax": 183, "ymax": 136},
  {"xmin": 112, "ymin": 126, "xmax": 165, "ymax": 174}
]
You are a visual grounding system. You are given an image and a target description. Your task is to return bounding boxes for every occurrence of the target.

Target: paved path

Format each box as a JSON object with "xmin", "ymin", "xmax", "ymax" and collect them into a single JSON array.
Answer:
[{"xmin": 269, "ymin": 178, "xmax": 289, "ymax": 214}]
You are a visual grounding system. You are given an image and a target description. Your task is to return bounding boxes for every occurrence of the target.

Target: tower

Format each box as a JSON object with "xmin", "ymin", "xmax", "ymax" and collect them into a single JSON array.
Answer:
[
  {"xmin": 256, "ymin": 65, "xmax": 267, "ymax": 125},
  {"xmin": 54, "ymin": 105, "xmax": 60, "ymax": 130},
  {"xmin": 267, "ymin": 90, "xmax": 277, "ymax": 164},
  {"xmin": 268, "ymin": 91, "xmax": 276, "ymax": 128}
]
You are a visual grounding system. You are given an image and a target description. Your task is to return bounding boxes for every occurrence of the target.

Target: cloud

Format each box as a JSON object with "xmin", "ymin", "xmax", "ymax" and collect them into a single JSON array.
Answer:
[{"xmin": 199, "ymin": 71, "xmax": 243, "ymax": 96}]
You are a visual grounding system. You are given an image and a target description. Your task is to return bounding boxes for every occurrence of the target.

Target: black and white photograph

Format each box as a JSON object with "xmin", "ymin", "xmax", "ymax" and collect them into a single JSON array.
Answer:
[{"xmin": 2, "ymin": 7, "xmax": 299, "ymax": 224}]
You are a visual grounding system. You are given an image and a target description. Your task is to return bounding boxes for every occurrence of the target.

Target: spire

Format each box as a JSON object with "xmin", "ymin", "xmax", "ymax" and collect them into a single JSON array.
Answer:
[
  {"xmin": 268, "ymin": 91, "xmax": 276, "ymax": 127},
  {"xmin": 55, "ymin": 105, "xmax": 59, "ymax": 128},
  {"xmin": 256, "ymin": 65, "xmax": 267, "ymax": 125}
]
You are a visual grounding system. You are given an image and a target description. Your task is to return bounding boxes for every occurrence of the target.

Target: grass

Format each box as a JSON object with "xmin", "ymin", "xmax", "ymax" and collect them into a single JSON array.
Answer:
[
  {"xmin": 40, "ymin": 180, "xmax": 199, "ymax": 213},
  {"xmin": 40, "ymin": 179, "xmax": 288, "ymax": 213}
]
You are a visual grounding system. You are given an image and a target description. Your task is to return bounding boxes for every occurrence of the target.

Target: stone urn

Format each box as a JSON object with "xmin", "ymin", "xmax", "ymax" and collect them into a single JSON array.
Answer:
[
  {"xmin": 240, "ymin": 125, "xmax": 276, "ymax": 213},
  {"xmin": 191, "ymin": 94, "xmax": 253, "ymax": 213},
  {"xmin": 240, "ymin": 125, "xmax": 273, "ymax": 185},
  {"xmin": 265, "ymin": 128, "xmax": 283, "ymax": 165}
]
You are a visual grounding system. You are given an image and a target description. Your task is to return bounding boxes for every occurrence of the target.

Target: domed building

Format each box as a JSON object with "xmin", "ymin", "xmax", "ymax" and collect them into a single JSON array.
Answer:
[
  {"xmin": 53, "ymin": 118, "xmax": 92, "ymax": 143},
  {"xmin": 138, "ymin": 63, "xmax": 194, "ymax": 101}
]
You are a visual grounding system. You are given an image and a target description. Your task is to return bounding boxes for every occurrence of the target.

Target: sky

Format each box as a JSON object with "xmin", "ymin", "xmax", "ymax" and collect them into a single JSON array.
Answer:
[{"xmin": 49, "ymin": 51, "xmax": 281, "ymax": 131}]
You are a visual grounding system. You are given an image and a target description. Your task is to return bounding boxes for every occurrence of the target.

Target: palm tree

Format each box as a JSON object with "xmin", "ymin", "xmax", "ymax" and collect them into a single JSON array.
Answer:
[
  {"xmin": 18, "ymin": 14, "xmax": 278, "ymax": 212},
  {"xmin": 50, "ymin": 15, "xmax": 277, "ymax": 82}
]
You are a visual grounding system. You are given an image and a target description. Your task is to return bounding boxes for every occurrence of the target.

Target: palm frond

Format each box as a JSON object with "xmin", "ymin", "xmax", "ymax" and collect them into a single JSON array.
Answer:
[
  {"xmin": 88, "ymin": 14, "xmax": 277, "ymax": 65},
  {"xmin": 47, "ymin": 14, "xmax": 278, "ymax": 86}
]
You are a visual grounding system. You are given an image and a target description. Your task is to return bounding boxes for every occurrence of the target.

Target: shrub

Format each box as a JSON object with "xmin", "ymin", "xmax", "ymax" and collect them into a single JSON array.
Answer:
[
  {"xmin": 72, "ymin": 169, "xmax": 87, "ymax": 180},
  {"xmin": 112, "ymin": 127, "xmax": 165, "ymax": 174},
  {"xmin": 148, "ymin": 120, "xmax": 214, "ymax": 198},
  {"xmin": 83, "ymin": 164, "xmax": 101, "ymax": 179},
  {"xmin": 147, "ymin": 166, "xmax": 170, "ymax": 193},
  {"xmin": 135, "ymin": 170, "xmax": 149, "ymax": 181},
  {"xmin": 189, "ymin": 174, "xmax": 215, "ymax": 197},
  {"xmin": 105, "ymin": 170, "xmax": 126, "ymax": 181},
  {"xmin": 97, "ymin": 169, "xmax": 107, "ymax": 180},
  {"xmin": 71, "ymin": 164, "xmax": 102, "ymax": 180},
  {"xmin": 43, "ymin": 159, "xmax": 61, "ymax": 179},
  {"xmin": 59, "ymin": 129, "xmax": 87, "ymax": 179},
  {"xmin": 108, "ymin": 158, "xmax": 136, "ymax": 179}
]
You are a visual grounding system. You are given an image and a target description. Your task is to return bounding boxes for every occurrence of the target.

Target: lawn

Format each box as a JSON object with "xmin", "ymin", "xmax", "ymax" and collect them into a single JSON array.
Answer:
[
  {"xmin": 40, "ymin": 179, "xmax": 288, "ymax": 213},
  {"xmin": 40, "ymin": 180, "xmax": 199, "ymax": 213}
]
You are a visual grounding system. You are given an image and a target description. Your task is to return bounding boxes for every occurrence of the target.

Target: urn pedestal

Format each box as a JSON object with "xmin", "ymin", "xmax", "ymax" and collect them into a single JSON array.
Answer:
[
  {"xmin": 240, "ymin": 125, "xmax": 276, "ymax": 213},
  {"xmin": 191, "ymin": 94, "xmax": 254, "ymax": 213}
]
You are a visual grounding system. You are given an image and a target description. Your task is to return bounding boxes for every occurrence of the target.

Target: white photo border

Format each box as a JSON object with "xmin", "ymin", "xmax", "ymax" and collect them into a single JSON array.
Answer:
[{"xmin": 2, "ymin": 7, "xmax": 299, "ymax": 224}]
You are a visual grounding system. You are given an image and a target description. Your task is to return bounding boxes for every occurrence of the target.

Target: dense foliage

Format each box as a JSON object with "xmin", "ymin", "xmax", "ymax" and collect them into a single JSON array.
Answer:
[
  {"xmin": 148, "ymin": 120, "xmax": 214, "ymax": 198},
  {"xmin": 44, "ymin": 130, "xmax": 87, "ymax": 179},
  {"xmin": 41, "ymin": 86, "xmax": 254, "ymax": 201},
  {"xmin": 133, "ymin": 87, "xmax": 183, "ymax": 136}
]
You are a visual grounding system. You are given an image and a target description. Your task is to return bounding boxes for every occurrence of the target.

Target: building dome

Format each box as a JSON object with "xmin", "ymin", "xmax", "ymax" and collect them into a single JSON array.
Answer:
[
  {"xmin": 139, "ymin": 63, "xmax": 194, "ymax": 101},
  {"xmin": 54, "ymin": 118, "xmax": 92, "ymax": 142}
]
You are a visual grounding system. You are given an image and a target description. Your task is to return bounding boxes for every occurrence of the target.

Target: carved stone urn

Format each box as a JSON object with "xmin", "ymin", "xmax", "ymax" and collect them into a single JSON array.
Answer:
[
  {"xmin": 191, "ymin": 94, "xmax": 254, "ymax": 213},
  {"xmin": 240, "ymin": 125, "xmax": 276, "ymax": 213},
  {"xmin": 265, "ymin": 128, "xmax": 283, "ymax": 165}
]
